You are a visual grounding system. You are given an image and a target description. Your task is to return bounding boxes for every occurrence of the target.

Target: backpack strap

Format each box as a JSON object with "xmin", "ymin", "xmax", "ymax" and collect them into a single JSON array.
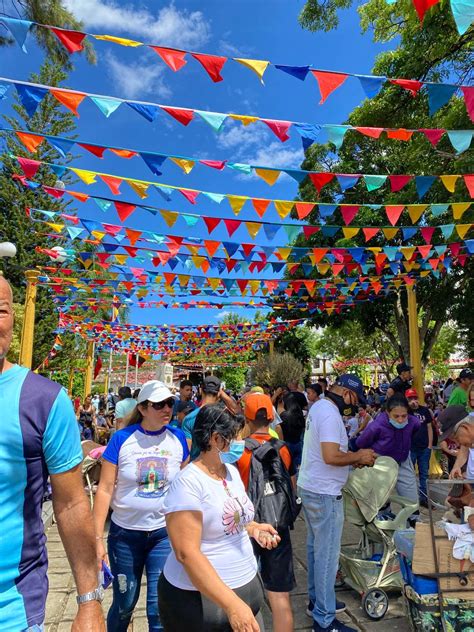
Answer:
[{"xmin": 244, "ymin": 437, "xmax": 261, "ymax": 452}]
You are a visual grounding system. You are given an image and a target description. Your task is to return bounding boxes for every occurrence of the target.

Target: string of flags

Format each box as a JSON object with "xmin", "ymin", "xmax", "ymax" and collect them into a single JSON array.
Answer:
[{"xmin": 1, "ymin": 77, "xmax": 472, "ymax": 151}]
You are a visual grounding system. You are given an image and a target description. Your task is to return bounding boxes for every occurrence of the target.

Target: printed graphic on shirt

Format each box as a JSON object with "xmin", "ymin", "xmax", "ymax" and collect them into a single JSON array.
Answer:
[
  {"xmin": 136, "ymin": 456, "xmax": 168, "ymax": 497},
  {"xmin": 222, "ymin": 494, "xmax": 253, "ymax": 536}
]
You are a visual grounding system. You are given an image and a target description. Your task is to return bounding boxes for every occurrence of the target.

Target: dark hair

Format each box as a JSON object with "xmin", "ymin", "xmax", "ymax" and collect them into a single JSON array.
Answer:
[
  {"xmin": 318, "ymin": 378, "xmax": 328, "ymax": 387},
  {"xmin": 386, "ymin": 394, "xmax": 409, "ymax": 412},
  {"xmin": 193, "ymin": 404, "xmax": 244, "ymax": 453},
  {"xmin": 307, "ymin": 383, "xmax": 322, "ymax": 397},
  {"xmin": 177, "ymin": 401, "xmax": 193, "ymax": 415},
  {"xmin": 119, "ymin": 386, "xmax": 132, "ymax": 399},
  {"xmin": 180, "ymin": 379, "xmax": 193, "ymax": 389},
  {"xmin": 283, "ymin": 392, "xmax": 304, "ymax": 413},
  {"xmin": 133, "ymin": 388, "xmax": 140, "ymax": 399}
]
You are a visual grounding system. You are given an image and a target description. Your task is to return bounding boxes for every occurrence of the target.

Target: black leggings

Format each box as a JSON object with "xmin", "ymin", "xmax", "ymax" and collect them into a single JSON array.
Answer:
[{"xmin": 158, "ymin": 572, "xmax": 265, "ymax": 631}]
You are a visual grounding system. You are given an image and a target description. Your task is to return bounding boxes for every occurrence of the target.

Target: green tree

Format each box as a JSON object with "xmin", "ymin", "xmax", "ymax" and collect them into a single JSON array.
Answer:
[
  {"xmin": 251, "ymin": 352, "xmax": 305, "ymax": 389},
  {"xmin": 427, "ymin": 323, "xmax": 460, "ymax": 378},
  {"xmin": 278, "ymin": 0, "xmax": 473, "ymax": 369},
  {"xmin": 274, "ymin": 325, "xmax": 319, "ymax": 369}
]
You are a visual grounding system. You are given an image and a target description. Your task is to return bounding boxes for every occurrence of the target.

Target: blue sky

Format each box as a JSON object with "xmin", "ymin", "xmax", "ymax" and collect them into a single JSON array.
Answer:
[{"xmin": 0, "ymin": 0, "xmax": 393, "ymax": 326}]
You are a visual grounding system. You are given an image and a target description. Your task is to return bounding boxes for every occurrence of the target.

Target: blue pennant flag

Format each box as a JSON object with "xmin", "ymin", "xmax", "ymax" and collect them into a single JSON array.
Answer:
[
  {"xmin": 140, "ymin": 152, "xmax": 167, "ymax": 176},
  {"xmin": 356, "ymin": 75, "xmax": 386, "ymax": 99},
  {"xmin": 274, "ymin": 65, "xmax": 310, "ymax": 81},
  {"xmin": 222, "ymin": 242, "xmax": 240, "ymax": 258},
  {"xmin": 337, "ymin": 175, "xmax": 360, "ymax": 191},
  {"xmin": 431, "ymin": 204, "xmax": 449, "ymax": 217},
  {"xmin": 319, "ymin": 205, "xmax": 338, "ymax": 219},
  {"xmin": 415, "ymin": 176, "xmax": 436, "ymax": 199},
  {"xmin": 293, "ymin": 123, "xmax": 321, "ymax": 150},
  {"xmin": 325, "ymin": 125, "xmax": 349, "ymax": 149},
  {"xmin": 402, "ymin": 227, "xmax": 417, "ymax": 241},
  {"xmin": 285, "ymin": 169, "xmax": 307, "ymax": 184},
  {"xmin": 321, "ymin": 226, "xmax": 339, "ymax": 237},
  {"xmin": 127, "ymin": 102, "xmax": 159, "ymax": 122},
  {"xmin": 46, "ymin": 136, "xmax": 75, "ymax": 158},
  {"xmin": 14, "ymin": 83, "xmax": 48, "ymax": 117},
  {"xmin": 447, "ymin": 130, "xmax": 473, "ymax": 153},
  {"xmin": 90, "ymin": 96, "xmax": 121, "ymax": 118},
  {"xmin": 263, "ymin": 223, "xmax": 281, "ymax": 240},
  {"xmin": 1, "ymin": 17, "xmax": 32, "ymax": 52},
  {"xmin": 426, "ymin": 84, "xmax": 457, "ymax": 115}
]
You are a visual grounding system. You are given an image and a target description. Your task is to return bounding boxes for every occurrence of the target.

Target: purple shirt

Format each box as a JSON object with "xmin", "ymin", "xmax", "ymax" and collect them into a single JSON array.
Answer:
[{"xmin": 355, "ymin": 411, "xmax": 420, "ymax": 463}]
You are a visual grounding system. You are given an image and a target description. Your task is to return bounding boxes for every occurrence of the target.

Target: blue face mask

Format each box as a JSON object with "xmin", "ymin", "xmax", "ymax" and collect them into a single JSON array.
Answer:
[
  {"xmin": 389, "ymin": 418, "xmax": 408, "ymax": 429},
  {"xmin": 219, "ymin": 440, "xmax": 245, "ymax": 464}
]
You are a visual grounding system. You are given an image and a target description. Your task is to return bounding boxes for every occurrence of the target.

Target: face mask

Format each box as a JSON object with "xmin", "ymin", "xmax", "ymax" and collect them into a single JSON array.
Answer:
[
  {"xmin": 326, "ymin": 392, "xmax": 357, "ymax": 417},
  {"xmin": 389, "ymin": 418, "xmax": 408, "ymax": 429},
  {"xmin": 218, "ymin": 440, "xmax": 245, "ymax": 464}
]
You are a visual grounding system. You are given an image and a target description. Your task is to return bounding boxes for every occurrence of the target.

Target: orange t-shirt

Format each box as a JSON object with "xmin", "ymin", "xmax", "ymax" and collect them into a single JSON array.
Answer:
[{"xmin": 236, "ymin": 433, "xmax": 293, "ymax": 490}]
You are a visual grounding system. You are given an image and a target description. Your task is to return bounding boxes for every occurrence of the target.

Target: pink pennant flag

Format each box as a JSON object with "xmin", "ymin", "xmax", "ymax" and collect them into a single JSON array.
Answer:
[
  {"xmin": 191, "ymin": 53, "xmax": 227, "ymax": 82},
  {"xmin": 151, "ymin": 46, "xmax": 187, "ymax": 71},
  {"xmin": 462, "ymin": 87, "xmax": 474, "ymax": 122},
  {"xmin": 43, "ymin": 185, "xmax": 64, "ymax": 198},
  {"xmin": 261, "ymin": 119, "xmax": 292, "ymax": 142},
  {"xmin": 309, "ymin": 173, "xmax": 335, "ymax": 192},
  {"xmin": 389, "ymin": 175, "xmax": 413, "ymax": 192},
  {"xmin": 311, "ymin": 71, "xmax": 349, "ymax": 104},
  {"xmin": 161, "ymin": 106, "xmax": 194, "ymax": 126},
  {"xmin": 179, "ymin": 189, "xmax": 199, "ymax": 204},
  {"xmin": 17, "ymin": 157, "xmax": 41, "ymax": 178},
  {"xmin": 449, "ymin": 243, "xmax": 462, "ymax": 256},
  {"xmin": 200, "ymin": 159, "xmax": 226, "ymax": 170},
  {"xmin": 385, "ymin": 205, "xmax": 405, "ymax": 226},
  {"xmin": 464, "ymin": 175, "xmax": 474, "ymax": 197},
  {"xmin": 417, "ymin": 245, "xmax": 432, "ymax": 258},
  {"xmin": 420, "ymin": 128, "xmax": 445, "ymax": 146},
  {"xmin": 389, "ymin": 79, "xmax": 423, "ymax": 96},
  {"xmin": 340, "ymin": 206, "xmax": 359, "ymax": 225},
  {"xmin": 420, "ymin": 227, "xmax": 435, "ymax": 244}
]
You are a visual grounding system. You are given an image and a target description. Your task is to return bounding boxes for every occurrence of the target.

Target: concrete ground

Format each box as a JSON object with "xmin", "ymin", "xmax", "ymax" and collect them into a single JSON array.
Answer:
[{"xmin": 43, "ymin": 510, "xmax": 418, "ymax": 631}]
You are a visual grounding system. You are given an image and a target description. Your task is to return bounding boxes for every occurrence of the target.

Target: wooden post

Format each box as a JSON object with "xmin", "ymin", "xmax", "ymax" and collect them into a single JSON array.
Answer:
[
  {"xmin": 104, "ymin": 348, "xmax": 113, "ymax": 395},
  {"xmin": 84, "ymin": 341, "xmax": 94, "ymax": 399},
  {"xmin": 407, "ymin": 284, "xmax": 425, "ymax": 404},
  {"xmin": 68, "ymin": 366, "xmax": 75, "ymax": 396},
  {"xmin": 19, "ymin": 270, "xmax": 40, "ymax": 369},
  {"xmin": 269, "ymin": 340, "xmax": 274, "ymax": 355},
  {"xmin": 322, "ymin": 358, "xmax": 327, "ymax": 379}
]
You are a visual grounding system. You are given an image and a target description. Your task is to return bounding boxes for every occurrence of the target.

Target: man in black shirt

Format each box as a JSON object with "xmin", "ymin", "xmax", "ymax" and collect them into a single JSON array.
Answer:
[
  {"xmin": 407, "ymin": 388, "xmax": 434, "ymax": 507},
  {"xmin": 386, "ymin": 362, "xmax": 412, "ymax": 399}
]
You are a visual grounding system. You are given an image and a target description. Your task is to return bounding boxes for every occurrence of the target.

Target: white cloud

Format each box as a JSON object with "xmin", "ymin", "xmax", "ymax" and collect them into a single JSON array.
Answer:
[
  {"xmin": 245, "ymin": 141, "xmax": 303, "ymax": 171},
  {"xmin": 215, "ymin": 310, "xmax": 232, "ymax": 320},
  {"xmin": 217, "ymin": 122, "xmax": 270, "ymax": 150},
  {"xmin": 104, "ymin": 52, "xmax": 172, "ymax": 99},
  {"xmin": 63, "ymin": 0, "xmax": 211, "ymax": 49}
]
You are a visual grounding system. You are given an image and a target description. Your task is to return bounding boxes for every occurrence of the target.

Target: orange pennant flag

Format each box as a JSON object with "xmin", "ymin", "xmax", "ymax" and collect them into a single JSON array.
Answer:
[
  {"xmin": 16, "ymin": 131, "xmax": 44, "ymax": 153},
  {"xmin": 50, "ymin": 89, "xmax": 87, "ymax": 116},
  {"xmin": 252, "ymin": 199, "xmax": 270, "ymax": 218}
]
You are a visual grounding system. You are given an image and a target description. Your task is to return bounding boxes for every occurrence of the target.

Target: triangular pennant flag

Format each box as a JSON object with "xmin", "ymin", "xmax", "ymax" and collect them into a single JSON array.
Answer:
[
  {"xmin": 66, "ymin": 226, "xmax": 84, "ymax": 240},
  {"xmin": 450, "ymin": 0, "xmax": 474, "ymax": 34},
  {"xmin": 160, "ymin": 210, "xmax": 178, "ymax": 227},
  {"xmin": 195, "ymin": 110, "xmax": 228, "ymax": 133},
  {"xmin": 170, "ymin": 157, "xmax": 195, "ymax": 174},
  {"xmin": 326, "ymin": 125, "xmax": 349, "ymax": 149},
  {"xmin": 294, "ymin": 123, "xmax": 322, "ymax": 150},
  {"xmin": 203, "ymin": 217, "xmax": 221, "ymax": 234},
  {"xmin": 127, "ymin": 102, "xmax": 159, "ymax": 122},
  {"xmin": 200, "ymin": 159, "xmax": 226, "ymax": 170},
  {"xmin": 415, "ymin": 176, "xmax": 436, "ymax": 199},
  {"xmin": 100, "ymin": 175, "xmax": 122, "ymax": 194},
  {"xmin": 263, "ymin": 224, "xmax": 281, "ymax": 240},
  {"xmin": 382, "ymin": 228, "xmax": 398, "ymax": 240},
  {"xmin": 389, "ymin": 175, "xmax": 413, "ymax": 192},
  {"xmin": 274, "ymin": 201, "xmax": 294, "ymax": 219},
  {"xmin": 182, "ymin": 214, "xmax": 199, "ymax": 227},
  {"xmin": 79, "ymin": 143, "xmax": 106, "ymax": 158},
  {"xmin": 94, "ymin": 198, "xmax": 112, "ymax": 212},
  {"xmin": 456, "ymin": 224, "xmax": 471, "ymax": 238},
  {"xmin": 94, "ymin": 34, "xmax": 142, "ymax": 46},
  {"xmin": 342, "ymin": 227, "xmax": 360, "ymax": 239},
  {"xmin": 362, "ymin": 228, "xmax": 379, "ymax": 242},
  {"xmin": 386, "ymin": 129, "xmax": 413, "ymax": 141},
  {"xmin": 90, "ymin": 96, "xmax": 121, "ymax": 117},
  {"xmin": 114, "ymin": 202, "xmax": 136, "ymax": 222},
  {"xmin": 357, "ymin": 75, "xmax": 386, "ymax": 99},
  {"xmin": 451, "ymin": 202, "xmax": 471, "ymax": 220},
  {"xmin": 274, "ymin": 65, "xmax": 310, "ymax": 81},
  {"xmin": 447, "ymin": 130, "xmax": 473, "ymax": 153},
  {"xmin": 311, "ymin": 71, "xmax": 348, "ymax": 104},
  {"xmin": 14, "ymin": 83, "xmax": 48, "ymax": 117},
  {"xmin": 402, "ymin": 227, "xmax": 418, "ymax": 241},
  {"xmin": 401, "ymin": 246, "xmax": 417, "ymax": 260},
  {"xmin": 16, "ymin": 131, "xmax": 44, "ymax": 153},
  {"xmin": 284, "ymin": 225, "xmax": 301, "ymax": 242},
  {"xmin": 204, "ymin": 240, "xmax": 220, "ymax": 257},
  {"xmin": 179, "ymin": 189, "xmax": 199, "ymax": 204},
  {"xmin": 309, "ymin": 173, "xmax": 335, "ymax": 192},
  {"xmin": 191, "ymin": 53, "xmax": 227, "ymax": 82},
  {"xmin": 295, "ymin": 202, "xmax": 314, "ymax": 220},
  {"xmin": 49, "ymin": 27, "xmax": 87, "ymax": 53},
  {"xmin": 252, "ymin": 199, "xmax": 270, "ymax": 218},
  {"xmin": 47, "ymin": 136, "xmax": 75, "ymax": 157},
  {"xmin": 336, "ymin": 175, "xmax": 360, "ymax": 191},
  {"xmin": 223, "ymin": 242, "xmax": 240, "ymax": 258},
  {"xmin": 140, "ymin": 152, "xmax": 166, "ymax": 176},
  {"xmin": 340, "ymin": 206, "xmax": 359, "ymax": 225},
  {"xmin": 364, "ymin": 175, "xmax": 387, "ymax": 191},
  {"xmin": 440, "ymin": 175, "xmax": 459, "ymax": 193},
  {"xmin": 462, "ymin": 87, "xmax": 474, "ymax": 122},
  {"xmin": 161, "ymin": 106, "xmax": 194, "ymax": 126},
  {"xmin": 390, "ymin": 79, "xmax": 423, "ymax": 96},
  {"xmin": 426, "ymin": 84, "xmax": 457, "ymax": 115},
  {"xmin": 355, "ymin": 127, "xmax": 384, "ymax": 138},
  {"xmin": 420, "ymin": 128, "xmax": 445, "ymax": 146},
  {"xmin": 234, "ymin": 58, "xmax": 269, "ymax": 83},
  {"xmin": 17, "ymin": 157, "xmax": 40, "ymax": 179},
  {"xmin": 255, "ymin": 168, "xmax": 280, "ymax": 185},
  {"xmin": 463, "ymin": 175, "xmax": 474, "ymax": 197},
  {"xmin": 440, "ymin": 224, "xmax": 455, "ymax": 239},
  {"xmin": 431, "ymin": 203, "xmax": 449, "ymax": 217},
  {"xmin": 1, "ymin": 17, "xmax": 32, "ymax": 52},
  {"xmin": 246, "ymin": 222, "xmax": 261, "ymax": 239},
  {"xmin": 262, "ymin": 119, "xmax": 292, "ymax": 142},
  {"xmin": 128, "ymin": 181, "xmax": 149, "ymax": 198},
  {"xmin": 223, "ymin": 218, "xmax": 241, "ymax": 237},
  {"xmin": 385, "ymin": 205, "xmax": 405, "ymax": 226},
  {"xmin": 50, "ymin": 89, "xmax": 86, "ymax": 116},
  {"xmin": 125, "ymin": 228, "xmax": 142, "ymax": 246},
  {"xmin": 227, "ymin": 196, "xmax": 247, "ymax": 215},
  {"xmin": 420, "ymin": 227, "xmax": 435, "ymax": 244},
  {"xmin": 229, "ymin": 114, "xmax": 259, "ymax": 126},
  {"xmin": 412, "ymin": 0, "xmax": 440, "ymax": 21},
  {"xmin": 151, "ymin": 46, "xmax": 187, "ymax": 71}
]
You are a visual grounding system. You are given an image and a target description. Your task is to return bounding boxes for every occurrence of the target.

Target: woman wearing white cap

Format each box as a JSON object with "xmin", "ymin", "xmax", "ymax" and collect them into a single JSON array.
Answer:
[{"xmin": 94, "ymin": 380, "xmax": 189, "ymax": 632}]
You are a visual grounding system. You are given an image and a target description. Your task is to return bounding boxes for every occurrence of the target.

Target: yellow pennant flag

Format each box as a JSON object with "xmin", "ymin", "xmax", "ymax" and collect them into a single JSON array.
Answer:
[
  {"xmin": 170, "ymin": 158, "xmax": 195, "ymax": 174},
  {"xmin": 420, "ymin": 270, "xmax": 431, "ymax": 278},
  {"xmin": 208, "ymin": 278, "xmax": 221, "ymax": 290},
  {"xmin": 45, "ymin": 222, "xmax": 64, "ymax": 233},
  {"xmin": 277, "ymin": 247, "xmax": 291, "ymax": 260},
  {"xmin": 246, "ymin": 222, "xmax": 261, "ymax": 238},
  {"xmin": 91, "ymin": 230, "xmax": 106, "ymax": 241},
  {"xmin": 393, "ymin": 279, "xmax": 403, "ymax": 289},
  {"xmin": 403, "ymin": 261, "xmax": 416, "ymax": 272},
  {"xmin": 93, "ymin": 34, "xmax": 143, "ymax": 46},
  {"xmin": 71, "ymin": 168, "xmax": 97, "ymax": 184},
  {"xmin": 178, "ymin": 275, "xmax": 190, "ymax": 287},
  {"xmin": 317, "ymin": 264, "xmax": 330, "ymax": 275},
  {"xmin": 456, "ymin": 224, "xmax": 471, "ymax": 238},
  {"xmin": 229, "ymin": 114, "xmax": 259, "ymax": 126},
  {"xmin": 160, "ymin": 210, "xmax": 179, "ymax": 227},
  {"xmin": 382, "ymin": 228, "xmax": 399, "ymax": 240},
  {"xmin": 187, "ymin": 245, "xmax": 201, "ymax": 256},
  {"xmin": 342, "ymin": 227, "xmax": 360, "ymax": 239},
  {"xmin": 127, "ymin": 180, "xmax": 149, "ymax": 198},
  {"xmin": 400, "ymin": 247, "xmax": 416, "ymax": 260},
  {"xmin": 114, "ymin": 255, "xmax": 128, "ymax": 265},
  {"xmin": 255, "ymin": 168, "xmax": 281, "ymax": 185},
  {"xmin": 367, "ymin": 247, "xmax": 382, "ymax": 254},
  {"xmin": 451, "ymin": 203, "xmax": 471, "ymax": 220},
  {"xmin": 228, "ymin": 195, "xmax": 247, "ymax": 215},
  {"xmin": 249, "ymin": 280, "xmax": 261, "ymax": 294},
  {"xmin": 407, "ymin": 205, "xmax": 427, "ymax": 223},
  {"xmin": 234, "ymin": 58, "xmax": 270, "ymax": 83},
  {"xmin": 440, "ymin": 175, "xmax": 459, "ymax": 193},
  {"xmin": 274, "ymin": 200, "xmax": 294, "ymax": 219}
]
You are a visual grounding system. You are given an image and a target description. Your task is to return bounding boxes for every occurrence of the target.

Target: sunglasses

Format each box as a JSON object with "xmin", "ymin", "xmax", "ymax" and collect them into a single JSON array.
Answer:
[{"xmin": 149, "ymin": 398, "xmax": 175, "ymax": 410}]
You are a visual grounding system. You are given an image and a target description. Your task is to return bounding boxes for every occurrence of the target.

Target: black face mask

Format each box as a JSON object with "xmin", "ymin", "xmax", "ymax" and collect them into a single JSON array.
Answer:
[{"xmin": 326, "ymin": 392, "xmax": 358, "ymax": 417}]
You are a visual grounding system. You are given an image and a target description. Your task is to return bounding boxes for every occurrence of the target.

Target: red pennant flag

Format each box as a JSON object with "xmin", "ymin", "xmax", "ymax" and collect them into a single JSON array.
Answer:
[
  {"xmin": 161, "ymin": 106, "xmax": 194, "ymax": 126},
  {"xmin": 386, "ymin": 129, "xmax": 413, "ymax": 141},
  {"xmin": 295, "ymin": 202, "xmax": 315, "ymax": 219},
  {"xmin": 303, "ymin": 226, "xmax": 320, "ymax": 238},
  {"xmin": 457, "ymin": 254, "xmax": 468, "ymax": 266},
  {"xmin": 94, "ymin": 355, "xmax": 102, "ymax": 379},
  {"xmin": 17, "ymin": 157, "xmax": 41, "ymax": 178},
  {"xmin": 223, "ymin": 218, "xmax": 241, "ymax": 237},
  {"xmin": 355, "ymin": 127, "xmax": 384, "ymax": 138},
  {"xmin": 50, "ymin": 88, "xmax": 86, "ymax": 116},
  {"xmin": 428, "ymin": 258, "xmax": 440, "ymax": 270},
  {"xmin": 128, "ymin": 353, "xmax": 146, "ymax": 368},
  {"xmin": 417, "ymin": 245, "xmax": 432, "ymax": 258},
  {"xmin": 16, "ymin": 131, "xmax": 44, "ymax": 153},
  {"xmin": 389, "ymin": 79, "xmax": 423, "ymax": 96},
  {"xmin": 420, "ymin": 128, "xmax": 445, "ymax": 146},
  {"xmin": 331, "ymin": 264, "xmax": 345, "ymax": 276},
  {"xmin": 363, "ymin": 227, "xmax": 379, "ymax": 242},
  {"xmin": 312, "ymin": 248, "xmax": 329, "ymax": 263},
  {"xmin": 179, "ymin": 189, "xmax": 199, "ymax": 204},
  {"xmin": 236, "ymin": 280, "xmax": 248, "ymax": 293},
  {"xmin": 125, "ymin": 228, "xmax": 142, "ymax": 245},
  {"xmin": 462, "ymin": 87, "xmax": 474, "ymax": 123},
  {"xmin": 124, "ymin": 246, "xmax": 138, "ymax": 258},
  {"xmin": 389, "ymin": 175, "xmax": 413, "ymax": 192},
  {"xmin": 385, "ymin": 205, "xmax": 405, "ymax": 225},
  {"xmin": 225, "ymin": 260, "xmax": 238, "ymax": 272},
  {"xmin": 114, "ymin": 202, "xmax": 136, "ymax": 222},
  {"xmin": 412, "ymin": 0, "xmax": 440, "ymax": 21},
  {"xmin": 463, "ymin": 175, "xmax": 474, "ymax": 197},
  {"xmin": 151, "ymin": 46, "xmax": 187, "ymax": 71},
  {"xmin": 43, "ymin": 185, "xmax": 64, "ymax": 198},
  {"xmin": 420, "ymin": 227, "xmax": 435, "ymax": 244},
  {"xmin": 309, "ymin": 173, "xmax": 335, "ymax": 192},
  {"xmin": 252, "ymin": 199, "xmax": 270, "ymax": 217},
  {"xmin": 79, "ymin": 143, "xmax": 107, "ymax": 158},
  {"xmin": 204, "ymin": 240, "xmax": 220, "ymax": 257},
  {"xmin": 449, "ymin": 242, "xmax": 461, "ymax": 256},
  {"xmin": 340, "ymin": 206, "xmax": 359, "ymax": 225},
  {"xmin": 311, "ymin": 71, "xmax": 349, "ymax": 104},
  {"xmin": 241, "ymin": 244, "xmax": 255, "ymax": 257},
  {"xmin": 163, "ymin": 272, "xmax": 176, "ymax": 285},
  {"xmin": 191, "ymin": 53, "xmax": 227, "ymax": 82},
  {"xmin": 203, "ymin": 217, "xmax": 221, "ymax": 234},
  {"xmin": 49, "ymin": 27, "xmax": 87, "ymax": 53},
  {"xmin": 261, "ymin": 119, "xmax": 292, "ymax": 142},
  {"xmin": 101, "ymin": 175, "xmax": 122, "ymax": 195},
  {"xmin": 200, "ymin": 159, "xmax": 226, "ymax": 170}
]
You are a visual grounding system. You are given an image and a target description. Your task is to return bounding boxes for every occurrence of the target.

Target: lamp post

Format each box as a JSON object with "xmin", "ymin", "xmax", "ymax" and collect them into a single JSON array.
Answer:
[{"xmin": 406, "ymin": 284, "xmax": 425, "ymax": 404}]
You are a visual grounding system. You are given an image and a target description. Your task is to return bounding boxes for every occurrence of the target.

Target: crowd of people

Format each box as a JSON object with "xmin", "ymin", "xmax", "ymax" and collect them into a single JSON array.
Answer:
[{"xmin": 1, "ymin": 274, "xmax": 474, "ymax": 632}]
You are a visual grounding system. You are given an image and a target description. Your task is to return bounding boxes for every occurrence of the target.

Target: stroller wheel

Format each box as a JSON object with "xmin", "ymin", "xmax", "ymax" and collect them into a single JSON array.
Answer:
[
  {"xmin": 335, "ymin": 567, "xmax": 345, "ymax": 588},
  {"xmin": 362, "ymin": 588, "xmax": 389, "ymax": 620}
]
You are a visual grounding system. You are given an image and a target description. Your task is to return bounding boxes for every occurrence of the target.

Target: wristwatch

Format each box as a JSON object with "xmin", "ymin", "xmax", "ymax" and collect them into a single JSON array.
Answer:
[{"xmin": 76, "ymin": 586, "xmax": 105, "ymax": 605}]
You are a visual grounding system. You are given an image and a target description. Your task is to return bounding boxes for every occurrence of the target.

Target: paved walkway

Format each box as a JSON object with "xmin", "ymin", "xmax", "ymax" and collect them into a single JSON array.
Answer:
[{"xmin": 44, "ymin": 513, "xmax": 414, "ymax": 631}]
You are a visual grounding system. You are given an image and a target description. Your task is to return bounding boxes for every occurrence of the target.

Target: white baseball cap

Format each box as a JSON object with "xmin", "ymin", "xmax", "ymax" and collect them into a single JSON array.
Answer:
[{"xmin": 137, "ymin": 380, "xmax": 177, "ymax": 404}]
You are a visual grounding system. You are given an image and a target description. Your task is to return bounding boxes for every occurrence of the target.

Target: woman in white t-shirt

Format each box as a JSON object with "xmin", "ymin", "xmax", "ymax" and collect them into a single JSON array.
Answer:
[
  {"xmin": 158, "ymin": 404, "xmax": 280, "ymax": 631},
  {"xmin": 94, "ymin": 380, "xmax": 189, "ymax": 632}
]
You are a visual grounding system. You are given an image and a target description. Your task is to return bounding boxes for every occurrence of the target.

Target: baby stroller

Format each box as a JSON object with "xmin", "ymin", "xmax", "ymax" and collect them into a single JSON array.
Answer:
[
  {"xmin": 339, "ymin": 456, "xmax": 419, "ymax": 621},
  {"xmin": 81, "ymin": 440, "xmax": 105, "ymax": 508}
]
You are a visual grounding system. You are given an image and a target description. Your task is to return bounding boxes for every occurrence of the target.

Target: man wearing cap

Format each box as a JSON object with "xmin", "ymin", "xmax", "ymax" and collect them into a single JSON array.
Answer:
[
  {"xmin": 407, "ymin": 389, "xmax": 434, "ymax": 507},
  {"xmin": 386, "ymin": 362, "xmax": 413, "ymax": 399},
  {"xmin": 298, "ymin": 374, "xmax": 376, "ymax": 632},
  {"xmin": 182, "ymin": 376, "xmax": 241, "ymax": 460},
  {"xmin": 447, "ymin": 369, "xmax": 473, "ymax": 408},
  {"xmin": 439, "ymin": 406, "xmax": 474, "ymax": 529}
]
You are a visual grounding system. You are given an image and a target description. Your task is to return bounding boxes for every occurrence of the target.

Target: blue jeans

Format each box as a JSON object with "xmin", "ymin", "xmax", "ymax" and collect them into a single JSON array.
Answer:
[
  {"xmin": 298, "ymin": 487, "xmax": 344, "ymax": 629},
  {"xmin": 107, "ymin": 520, "xmax": 170, "ymax": 632},
  {"xmin": 25, "ymin": 626, "xmax": 44, "ymax": 632},
  {"xmin": 286, "ymin": 440, "xmax": 303, "ymax": 471},
  {"xmin": 411, "ymin": 447, "xmax": 431, "ymax": 500}
]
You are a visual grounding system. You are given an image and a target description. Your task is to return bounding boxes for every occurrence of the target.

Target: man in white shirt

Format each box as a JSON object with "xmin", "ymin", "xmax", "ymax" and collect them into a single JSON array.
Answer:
[{"xmin": 298, "ymin": 374, "xmax": 376, "ymax": 632}]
